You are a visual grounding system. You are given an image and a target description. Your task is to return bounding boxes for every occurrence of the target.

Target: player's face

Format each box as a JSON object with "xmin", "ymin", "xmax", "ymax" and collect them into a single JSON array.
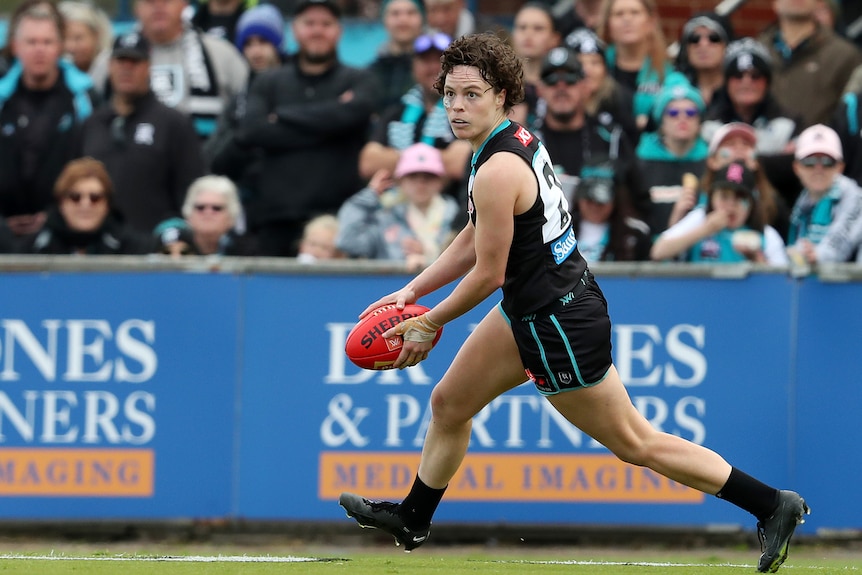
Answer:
[
  {"xmin": 443, "ymin": 65, "xmax": 505, "ymax": 146},
  {"xmin": 512, "ymin": 7, "xmax": 558, "ymax": 60},
  {"xmin": 293, "ymin": 6, "xmax": 341, "ymax": 63},
  {"xmin": 382, "ymin": 0, "xmax": 424, "ymax": 46},
  {"xmin": 13, "ymin": 18, "xmax": 63, "ymax": 81}
]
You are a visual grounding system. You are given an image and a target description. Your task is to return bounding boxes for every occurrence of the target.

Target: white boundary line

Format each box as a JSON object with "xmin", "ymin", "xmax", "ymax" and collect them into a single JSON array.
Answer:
[
  {"xmin": 0, "ymin": 555, "xmax": 853, "ymax": 569},
  {"xmin": 0, "ymin": 554, "xmax": 327, "ymax": 562}
]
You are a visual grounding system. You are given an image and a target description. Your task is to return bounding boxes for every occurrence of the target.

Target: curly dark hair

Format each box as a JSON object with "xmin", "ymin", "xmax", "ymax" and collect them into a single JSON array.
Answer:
[{"xmin": 433, "ymin": 33, "xmax": 525, "ymax": 111}]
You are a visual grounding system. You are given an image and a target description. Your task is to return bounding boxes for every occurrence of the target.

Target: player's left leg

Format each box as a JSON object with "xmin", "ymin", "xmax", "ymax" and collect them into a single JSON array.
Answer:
[{"xmin": 547, "ymin": 365, "xmax": 809, "ymax": 573}]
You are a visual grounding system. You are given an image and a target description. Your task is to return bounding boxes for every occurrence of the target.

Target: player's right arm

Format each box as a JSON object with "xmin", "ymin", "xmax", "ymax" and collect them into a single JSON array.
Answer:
[{"xmin": 358, "ymin": 223, "xmax": 477, "ymax": 318}]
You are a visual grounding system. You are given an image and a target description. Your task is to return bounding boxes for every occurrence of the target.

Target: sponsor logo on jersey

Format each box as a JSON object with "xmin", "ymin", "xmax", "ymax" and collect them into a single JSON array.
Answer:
[
  {"xmin": 550, "ymin": 226, "xmax": 577, "ymax": 264},
  {"xmin": 514, "ymin": 126, "xmax": 534, "ymax": 147}
]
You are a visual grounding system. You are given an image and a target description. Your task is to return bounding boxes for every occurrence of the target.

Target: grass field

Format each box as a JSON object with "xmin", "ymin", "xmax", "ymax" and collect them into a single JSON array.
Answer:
[{"xmin": 0, "ymin": 542, "xmax": 859, "ymax": 575}]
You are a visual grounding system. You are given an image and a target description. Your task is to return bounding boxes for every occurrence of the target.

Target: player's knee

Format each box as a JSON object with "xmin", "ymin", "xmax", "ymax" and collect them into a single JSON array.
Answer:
[{"xmin": 429, "ymin": 386, "xmax": 473, "ymax": 427}]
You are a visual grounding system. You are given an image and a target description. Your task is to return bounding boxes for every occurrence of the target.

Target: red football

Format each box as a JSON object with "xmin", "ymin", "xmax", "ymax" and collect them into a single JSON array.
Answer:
[{"xmin": 345, "ymin": 304, "xmax": 443, "ymax": 370}]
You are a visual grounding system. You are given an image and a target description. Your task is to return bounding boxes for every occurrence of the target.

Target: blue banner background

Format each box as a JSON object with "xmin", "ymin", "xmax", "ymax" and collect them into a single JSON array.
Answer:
[{"xmin": 0, "ymin": 270, "xmax": 854, "ymax": 533}]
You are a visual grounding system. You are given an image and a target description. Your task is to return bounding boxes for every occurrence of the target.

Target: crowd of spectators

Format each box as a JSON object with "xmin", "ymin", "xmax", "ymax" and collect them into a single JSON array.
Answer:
[{"xmin": 0, "ymin": 0, "xmax": 861, "ymax": 266}]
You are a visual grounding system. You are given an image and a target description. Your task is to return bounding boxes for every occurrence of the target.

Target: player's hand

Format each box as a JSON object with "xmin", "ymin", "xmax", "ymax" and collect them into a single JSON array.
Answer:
[
  {"xmin": 358, "ymin": 287, "xmax": 417, "ymax": 319},
  {"xmin": 386, "ymin": 313, "xmax": 441, "ymax": 342},
  {"xmin": 385, "ymin": 313, "xmax": 441, "ymax": 369}
]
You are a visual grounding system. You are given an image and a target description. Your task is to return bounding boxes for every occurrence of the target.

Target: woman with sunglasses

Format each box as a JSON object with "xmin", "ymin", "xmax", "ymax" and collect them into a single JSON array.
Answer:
[
  {"xmin": 787, "ymin": 124, "xmax": 862, "ymax": 265},
  {"xmin": 674, "ymin": 12, "xmax": 733, "ymax": 107},
  {"xmin": 635, "ymin": 73, "xmax": 708, "ymax": 236},
  {"xmin": 703, "ymin": 38, "xmax": 803, "ymax": 209},
  {"xmin": 17, "ymin": 157, "xmax": 155, "ymax": 255},
  {"xmin": 154, "ymin": 175, "xmax": 258, "ymax": 257}
]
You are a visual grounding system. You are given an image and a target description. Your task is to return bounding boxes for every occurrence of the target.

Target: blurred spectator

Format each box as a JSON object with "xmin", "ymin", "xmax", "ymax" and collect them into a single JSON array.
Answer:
[
  {"xmin": 833, "ymin": 87, "xmax": 862, "ymax": 185},
  {"xmin": 0, "ymin": 1, "xmax": 98, "ymax": 238},
  {"xmin": 675, "ymin": 12, "xmax": 733, "ymax": 107},
  {"xmin": 704, "ymin": 39, "xmax": 799, "ymax": 154},
  {"xmin": 89, "ymin": 0, "xmax": 249, "ymax": 139},
  {"xmin": 570, "ymin": 161, "xmax": 651, "ymax": 263},
  {"xmin": 235, "ymin": 0, "xmax": 378, "ymax": 256},
  {"xmin": 510, "ymin": 2, "xmax": 560, "ymax": 126},
  {"xmin": 368, "ymin": 0, "xmax": 425, "ymax": 114},
  {"xmin": 635, "ymin": 74, "xmax": 708, "ymax": 236},
  {"xmin": 17, "ymin": 157, "xmax": 156, "ymax": 255},
  {"xmin": 58, "ymin": 1, "xmax": 113, "ymax": 74},
  {"xmin": 672, "ymin": 122, "xmax": 790, "ymax": 241},
  {"xmin": 191, "ymin": 0, "xmax": 258, "ymax": 43},
  {"xmin": 154, "ymin": 175, "xmax": 258, "ymax": 256},
  {"xmin": 787, "ymin": 123, "xmax": 862, "ymax": 263},
  {"xmin": 597, "ymin": 0, "xmax": 672, "ymax": 132},
  {"xmin": 359, "ymin": 32, "xmax": 469, "ymax": 207},
  {"xmin": 758, "ymin": 0, "xmax": 862, "ymax": 128},
  {"xmin": 0, "ymin": 0, "xmax": 61, "ymax": 77},
  {"xmin": 651, "ymin": 161, "xmax": 788, "ymax": 265},
  {"xmin": 337, "ymin": 143, "xmax": 459, "ymax": 271},
  {"xmin": 703, "ymin": 38, "xmax": 803, "ymax": 207},
  {"xmin": 79, "ymin": 31, "xmax": 205, "ymax": 233},
  {"xmin": 531, "ymin": 46, "xmax": 645, "ymax": 216},
  {"xmin": 552, "ymin": 0, "xmax": 602, "ymax": 37},
  {"xmin": 814, "ymin": 0, "xmax": 841, "ymax": 33},
  {"xmin": 565, "ymin": 26, "xmax": 637, "ymax": 144},
  {"xmin": 425, "ymin": 0, "xmax": 472, "ymax": 40},
  {"xmin": 297, "ymin": 213, "xmax": 343, "ymax": 263},
  {"xmin": 206, "ymin": 4, "xmax": 287, "ymax": 195}
]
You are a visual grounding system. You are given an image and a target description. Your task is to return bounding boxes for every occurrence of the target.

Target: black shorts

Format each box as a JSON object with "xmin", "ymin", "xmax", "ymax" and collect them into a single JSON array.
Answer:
[{"xmin": 500, "ymin": 272, "xmax": 613, "ymax": 396}]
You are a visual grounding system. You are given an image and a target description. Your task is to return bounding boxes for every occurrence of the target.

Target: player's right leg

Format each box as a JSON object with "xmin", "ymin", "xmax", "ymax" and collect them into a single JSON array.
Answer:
[{"xmin": 340, "ymin": 306, "xmax": 528, "ymax": 550}]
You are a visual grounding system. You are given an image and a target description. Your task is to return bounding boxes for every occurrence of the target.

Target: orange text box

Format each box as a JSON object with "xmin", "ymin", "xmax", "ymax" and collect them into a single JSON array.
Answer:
[
  {"xmin": 0, "ymin": 448, "xmax": 154, "ymax": 497},
  {"xmin": 320, "ymin": 452, "xmax": 703, "ymax": 503}
]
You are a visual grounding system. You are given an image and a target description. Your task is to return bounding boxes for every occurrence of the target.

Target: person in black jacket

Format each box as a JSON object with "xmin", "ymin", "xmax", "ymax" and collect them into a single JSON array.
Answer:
[
  {"xmin": 235, "ymin": 0, "xmax": 379, "ymax": 256},
  {"xmin": 0, "ymin": 1, "xmax": 100, "ymax": 238},
  {"xmin": 79, "ymin": 31, "xmax": 205, "ymax": 234},
  {"xmin": 18, "ymin": 157, "xmax": 156, "ymax": 255}
]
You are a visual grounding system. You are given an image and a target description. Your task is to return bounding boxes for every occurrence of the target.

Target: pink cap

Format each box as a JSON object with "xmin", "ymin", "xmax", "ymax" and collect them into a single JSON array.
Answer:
[
  {"xmin": 708, "ymin": 122, "xmax": 757, "ymax": 156},
  {"xmin": 795, "ymin": 124, "xmax": 843, "ymax": 161},
  {"xmin": 394, "ymin": 143, "xmax": 446, "ymax": 178}
]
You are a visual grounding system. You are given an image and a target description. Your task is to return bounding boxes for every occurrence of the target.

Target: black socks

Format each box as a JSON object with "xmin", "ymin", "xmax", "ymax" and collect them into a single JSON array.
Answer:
[
  {"xmin": 398, "ymin": 475, "xmax": 447, "ymax": 530},
  {"xmin": 716, "ymin": 467, "xmax": 780, "ymax": 521}
]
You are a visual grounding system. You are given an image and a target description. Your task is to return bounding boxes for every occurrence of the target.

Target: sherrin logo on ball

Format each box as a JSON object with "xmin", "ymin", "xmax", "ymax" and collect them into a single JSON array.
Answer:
[{"xmin": 345, "ymin": 304, "xmax": 443, "ymax": 370}]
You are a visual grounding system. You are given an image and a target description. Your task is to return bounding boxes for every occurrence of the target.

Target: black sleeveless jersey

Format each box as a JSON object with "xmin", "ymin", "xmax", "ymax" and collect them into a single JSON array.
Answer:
[{"xmin": 468, "ymin": 120, "xmax": 588, "ymax": 316}]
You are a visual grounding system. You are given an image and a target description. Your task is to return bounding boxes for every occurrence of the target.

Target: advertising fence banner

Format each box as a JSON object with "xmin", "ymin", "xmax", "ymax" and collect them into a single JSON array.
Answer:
[{"xmin": 0, "ymin": 268, "xmax": 855, "ymax": 533}]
